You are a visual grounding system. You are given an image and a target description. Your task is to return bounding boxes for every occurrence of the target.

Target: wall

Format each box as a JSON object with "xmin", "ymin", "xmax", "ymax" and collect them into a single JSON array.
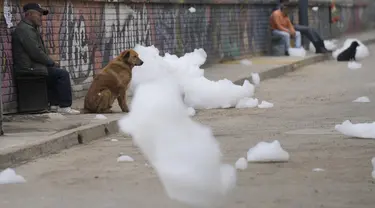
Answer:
[{"xmin": 0, "ymin": 0, "xmax": 373, "ymax": 114}]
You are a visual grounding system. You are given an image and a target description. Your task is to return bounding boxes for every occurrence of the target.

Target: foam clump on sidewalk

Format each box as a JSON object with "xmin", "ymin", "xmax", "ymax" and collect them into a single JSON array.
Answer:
[
  {"xmin": 335, "ymin": 120, "xmax": 375, "ymax": 139},
  {"xmin": 247, "ymin": 140, "xmax": 290, "ymax": 163},
  {"xmin": 118, "ymin": 77, "xmax": 236, "ymax": 207},
  {"xmin": 239, "ymin": 59, "xmax": 252, "ymax": 66},
  {"xmin": 0, "ymin": 168, "xmax": 26, "ymax": 185},
  {"xmin": 288, "ymin": 48, "xmax": 306, "ymax": 57},
  {"xmin": 131, "ymin": 45, "xmax": 255, "ymax": 110}
]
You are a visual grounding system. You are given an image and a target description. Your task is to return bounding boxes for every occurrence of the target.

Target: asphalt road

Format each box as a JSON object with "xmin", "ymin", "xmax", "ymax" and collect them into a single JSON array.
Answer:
[{"xmin": 1, "ymin": 45, "xmax": 375, "ymax": 208}]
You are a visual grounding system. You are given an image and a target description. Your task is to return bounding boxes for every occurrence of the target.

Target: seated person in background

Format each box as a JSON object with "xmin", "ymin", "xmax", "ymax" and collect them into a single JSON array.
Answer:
[
  {"xmin": 12, "ymin": 3, "xmax": 80, "ymax": 114},
  {"xmin": 270, "ymin": 4, "xmax": 302, "ymax": 56},
  {"xmin": 276, "ymin": 0, "xmax": 330, "ymax": 54}
]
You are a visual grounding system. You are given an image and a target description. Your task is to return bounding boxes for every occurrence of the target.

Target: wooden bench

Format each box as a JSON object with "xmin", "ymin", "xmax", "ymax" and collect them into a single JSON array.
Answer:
[{"xmin": 15, "ymin": 76, "xmax": 49, "ymax": 113}]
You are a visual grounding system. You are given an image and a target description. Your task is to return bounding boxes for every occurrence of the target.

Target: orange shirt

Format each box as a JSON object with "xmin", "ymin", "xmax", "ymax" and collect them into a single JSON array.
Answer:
[{"xmin": 270, "ymin": 10, "xmax": 295, "ymax": 34}]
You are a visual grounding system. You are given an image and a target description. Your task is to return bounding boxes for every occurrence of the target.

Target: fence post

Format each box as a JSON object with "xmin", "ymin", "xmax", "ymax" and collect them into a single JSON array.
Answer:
[
  {"xmin": 298, "ymin": 0, "xmax": 309, "ymax": 47},
  {"xmin": 0, "ymin": 68, "xmax": 3, "ymax": 136}
]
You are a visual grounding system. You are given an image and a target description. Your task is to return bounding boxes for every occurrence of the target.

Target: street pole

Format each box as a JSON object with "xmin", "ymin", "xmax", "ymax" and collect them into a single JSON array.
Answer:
[
  {"xmin": 0, "ymin": 72, "xmax": 3, "ymax": 136},
  {"xmin": 298, "ymin": 0, "xmax": 309, "ymax": 47}
]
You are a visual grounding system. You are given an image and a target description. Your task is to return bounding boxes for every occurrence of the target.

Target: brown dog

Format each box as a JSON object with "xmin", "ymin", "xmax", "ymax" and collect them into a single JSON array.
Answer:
[{"xmin": 84, "ymin": 49, "xmax": 143, "ymax": 113}]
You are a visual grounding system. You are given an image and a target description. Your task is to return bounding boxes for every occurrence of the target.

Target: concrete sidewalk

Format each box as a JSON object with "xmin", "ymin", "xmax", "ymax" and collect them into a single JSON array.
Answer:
[{"xmin": 1, "ymin": 29, "xmax": 375, "ymax": 169}]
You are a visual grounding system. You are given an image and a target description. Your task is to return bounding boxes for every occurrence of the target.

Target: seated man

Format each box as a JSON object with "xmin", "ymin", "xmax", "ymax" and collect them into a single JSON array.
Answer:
[
  {"xmin": 12, "ymin": 3, "xmax": 80, "ymax": 114},
  {"xmin": 276, "ymin": 0, "xmax": 329, "ymax": 54},
  {"xmin": 270, "ymin": 4, "xmax": 302, "ymax": 56}
]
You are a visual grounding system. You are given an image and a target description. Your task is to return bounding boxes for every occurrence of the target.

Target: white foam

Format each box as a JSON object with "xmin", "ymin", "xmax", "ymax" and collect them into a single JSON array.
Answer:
[
  {"xmin": 117, "ymin": 155, "xmax": 134, "ymax": 162},
  {"xmin": 132, "ymin": 45, "xmax": 255, "ymax": 110},
  {"xmin": 187, "ymin": 107, "xmax": 196, "ymax": 116},
  {"xmin": 312, "ymin": 168, "xmax": 325, "ymax": 172},
  {"xmin": 95, "ymin": 114, "xmax": 108, "ymax": 120},
  {"xmin": 247, "ymin": 140, "xmax": 290, "ymax": 162},
  {"xmin": 251, "ymin": 73, "xmax": 260, "ymax": 86},
  {"xmin": 352, "ymin": 96, "xmax": 370, "ymax": 103},
  {"xmin": 258, "ymin": 100, "xmax": 274, "ymax": 109},
  {"xmin": 288, "ymin": 47, "xmax": 306, "ymax": 57},
  {"xmin": 348, "ymin": 61, "xmax": 362, "ymax": 70},
  {"xmin": 111, "ymin": 138, "xmax": 119, "ymax": 142},
  {"xmin": 0, "ymin": 168, "xmax": 26, "ymax": 184},
  {"xmin": 240, "ymin": 59, "xmax": 252, "ymax": 66},
  {"xmin": 235, "ymin": 157, "xmax": 248, "ymax": 170},
  {"xmin": 333, "ymin": 38, "xmax": 370, "ymax": 61},
  {"xmin": 335, "ymin": 120, "xmax": 375, "ymax": 139},
  {"xmin": 235, "ymin": 97, "xmax": 259, "ymax": 109},
  {"xmin": 118, "ymin": 78, "xmax": 236, "ymax": 207}
]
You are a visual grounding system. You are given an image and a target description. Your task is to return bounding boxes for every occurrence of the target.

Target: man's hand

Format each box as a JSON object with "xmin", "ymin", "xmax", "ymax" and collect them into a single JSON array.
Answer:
[{"xmin": 290, "ymin": 31, "xmax": 296, "ymax": 37}]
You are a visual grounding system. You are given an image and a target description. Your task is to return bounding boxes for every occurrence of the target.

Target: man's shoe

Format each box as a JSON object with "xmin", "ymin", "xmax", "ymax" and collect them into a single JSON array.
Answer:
[{"xmin": 57, "ymin": 107, "xmax": 80, "ymax": 115}]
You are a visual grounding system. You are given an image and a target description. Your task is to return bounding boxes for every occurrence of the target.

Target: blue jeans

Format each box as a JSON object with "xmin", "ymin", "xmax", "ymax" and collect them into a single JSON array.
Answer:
[
  {"xmin": 272, "ymin": 30, "xmax": 301, "ymax": 50},
  {"xmin": 47, "ymin": 67, "xmax": 73, "ymax": 108}
]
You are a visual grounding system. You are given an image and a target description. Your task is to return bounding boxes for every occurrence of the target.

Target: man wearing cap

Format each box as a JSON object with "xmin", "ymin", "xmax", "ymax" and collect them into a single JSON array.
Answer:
[{"xmin": 12, "ymin": 3, "xmax": 80, "ymax": 114}]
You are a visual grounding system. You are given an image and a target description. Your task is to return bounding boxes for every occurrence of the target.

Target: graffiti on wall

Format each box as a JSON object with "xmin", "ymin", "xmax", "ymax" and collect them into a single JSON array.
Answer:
[
  {"xmin": 0, "ymin": 0, "xmax": 372, "ymax": 113},
  {"xmin": 59, "ymin": 1, "xmax": 94, "ymax": 84},
  {"xmin": 102, "ymin": 3, "xmax": 151, "ymax": 66}
]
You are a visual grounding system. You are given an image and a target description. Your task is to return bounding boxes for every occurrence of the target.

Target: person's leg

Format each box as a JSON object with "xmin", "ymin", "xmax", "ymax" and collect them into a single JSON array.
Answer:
[
  {"xmin": 294, "ymin": 25, "xmax": 314, "ymax": 41},
  {"xmin": 294, "ymin": 25, "xmax": 327, "ymax": 53},
  {"xmin": 294, "ymin": 31, "xmax": 302, "ymax": 48},
  {"xmin": 272, "ymin": 30, "xmax": 291, "ymax": 51},
  {"xmin": 47, "ymin": 67, "xmax": 80, "ymax": 114},
  {"xmin": 307, "ymin": 27, "xmax": 329, "ymax": 53},
  {"xmin": 46, "ymin": 69, "xmax": 59, "ymax": 112}
]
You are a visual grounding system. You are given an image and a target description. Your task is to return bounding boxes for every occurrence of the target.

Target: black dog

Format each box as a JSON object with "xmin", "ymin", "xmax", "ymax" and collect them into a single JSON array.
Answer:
[{"xmin": 337, "ymin": 41, "xmax": 360, "ymax": 62}]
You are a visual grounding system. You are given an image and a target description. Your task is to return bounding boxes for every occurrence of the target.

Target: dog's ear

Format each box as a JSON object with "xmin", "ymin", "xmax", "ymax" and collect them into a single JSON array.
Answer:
[{"xmin": 123, "ymin": 51, "xmax": 130, "ymax": 60}]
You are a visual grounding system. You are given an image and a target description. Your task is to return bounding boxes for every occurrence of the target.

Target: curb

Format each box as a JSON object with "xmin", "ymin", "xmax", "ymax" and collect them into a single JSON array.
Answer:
[
  {"xmin": 234, "ymin": 37, "xmax": 375, "ymax": 86},
  {"xmin": 0, "ymin": 119, "xmax": 119, "ymax": 169},
  {"xmin": 1, "ymin": 37, "xmax": 375, "ymax": 169},
  {"xmin": 233, "ymin": 53, "xmax": 329, "ymax": 85}
]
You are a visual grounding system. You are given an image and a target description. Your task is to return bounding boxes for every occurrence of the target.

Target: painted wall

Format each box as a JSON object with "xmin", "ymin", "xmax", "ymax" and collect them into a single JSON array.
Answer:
[{"xmin": 0, "ymin": 0, "xmax": 373, "ymax": 113}]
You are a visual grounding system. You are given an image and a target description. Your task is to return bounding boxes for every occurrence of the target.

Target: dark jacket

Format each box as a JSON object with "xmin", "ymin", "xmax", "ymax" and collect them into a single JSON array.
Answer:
[{"xmin": 12, "ymin": 20, "xmax": 55, "ymax": 77}]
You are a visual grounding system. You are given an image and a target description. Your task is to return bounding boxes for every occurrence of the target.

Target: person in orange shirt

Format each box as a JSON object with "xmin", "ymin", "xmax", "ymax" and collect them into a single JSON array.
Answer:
[{"xmin": 270, "ymin": 4, "xmax": 302, "ymax": 55}]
